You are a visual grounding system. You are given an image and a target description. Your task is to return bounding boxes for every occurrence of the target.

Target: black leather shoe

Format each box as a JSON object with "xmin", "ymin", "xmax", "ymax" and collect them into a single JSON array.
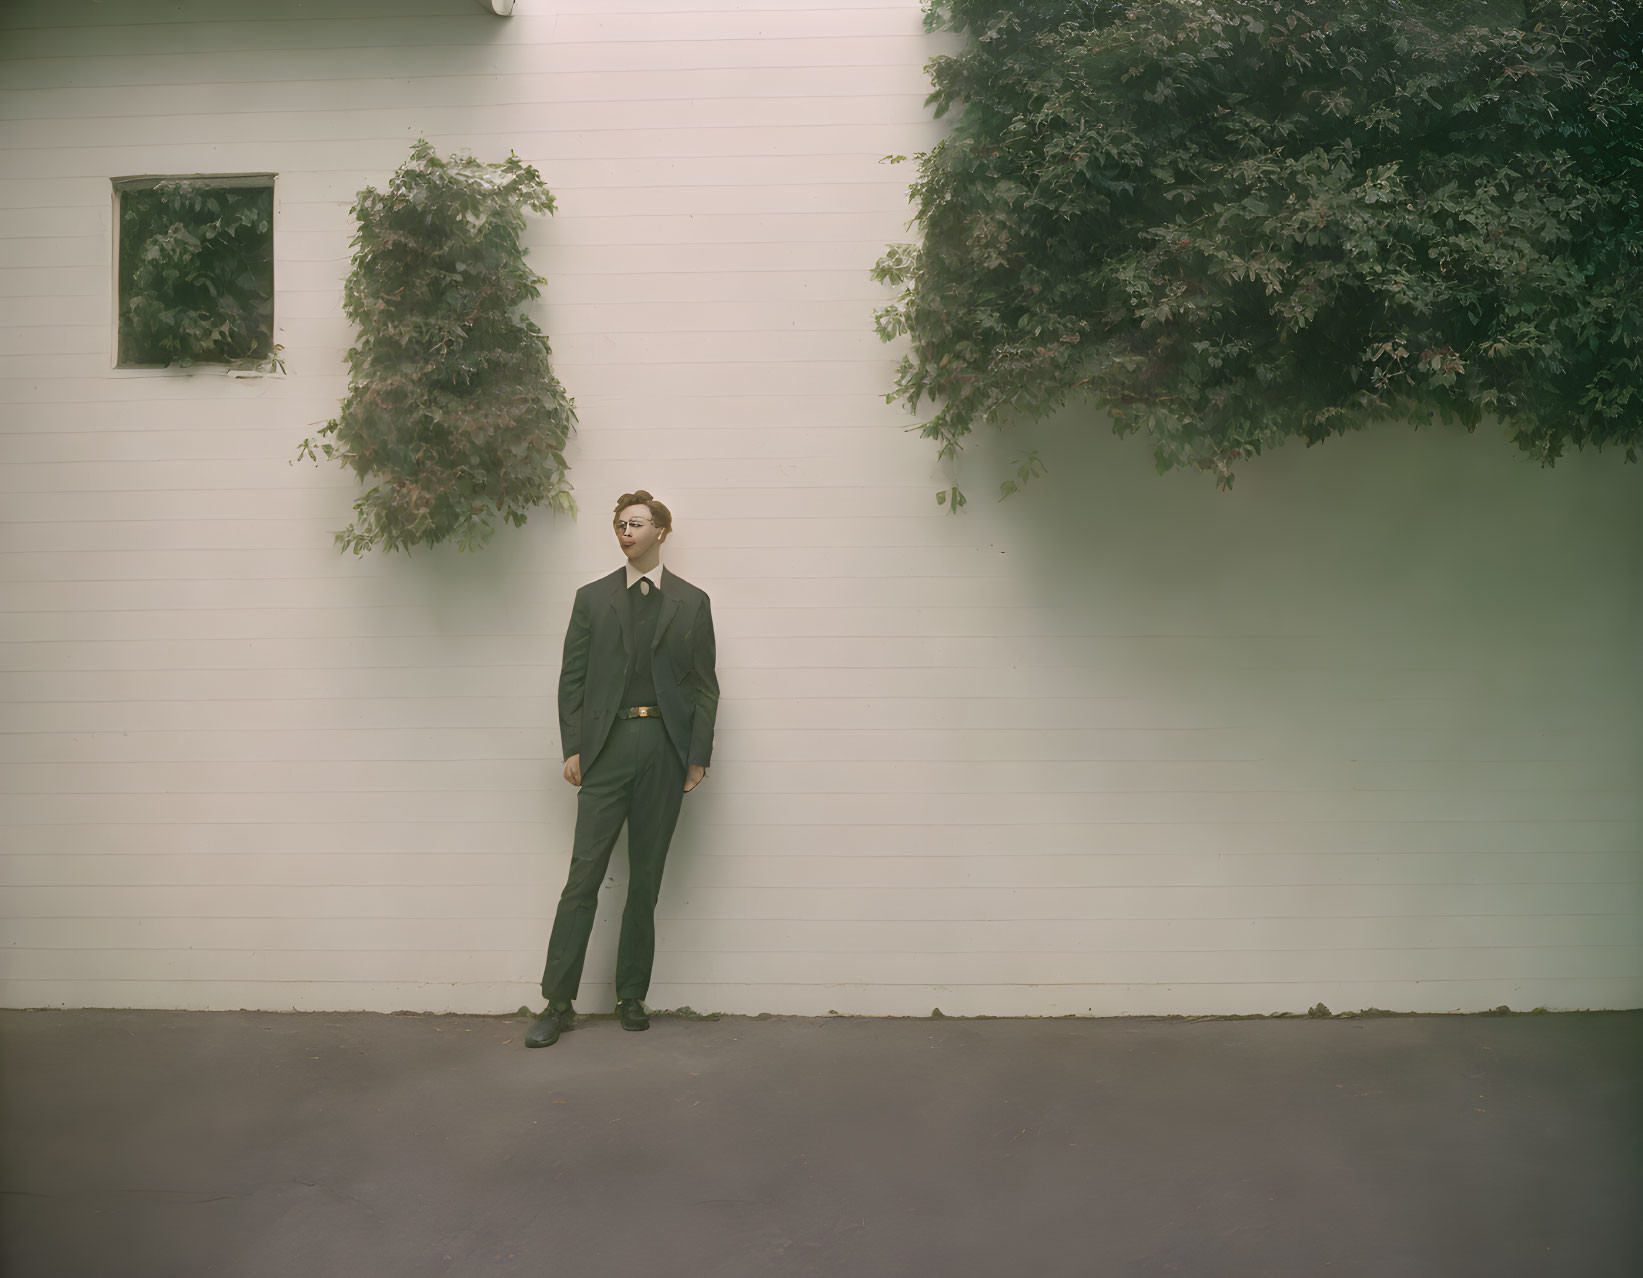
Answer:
[
  {"xmin": 524, "ymin": 1005, "xmax": 574, "ymax": 1048},
  {"xmin": 617, "ymin": 999, "xmax": 650, "ymax": 1032}
]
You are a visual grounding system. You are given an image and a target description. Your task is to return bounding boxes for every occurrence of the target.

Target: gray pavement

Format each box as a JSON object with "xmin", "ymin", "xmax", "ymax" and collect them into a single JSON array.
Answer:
[{"xmin": 2, "ymin": 1007, "xmax": 1639, "ymax": 1278}]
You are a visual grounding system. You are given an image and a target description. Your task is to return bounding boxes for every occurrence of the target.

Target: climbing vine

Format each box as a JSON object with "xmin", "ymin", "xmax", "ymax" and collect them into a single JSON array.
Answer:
[
  {"xmin": 875, "ymin": 0, "xmax": 1643, "ymax": 500},
  {"xmin": 300, "ymin": 140, "xmax": 577, "ymax": 554}
]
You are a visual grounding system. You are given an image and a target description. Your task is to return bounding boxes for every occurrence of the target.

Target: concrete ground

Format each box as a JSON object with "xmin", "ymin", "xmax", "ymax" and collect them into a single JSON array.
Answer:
[{"xmin": 1, "ymin": 1008, "xmax": 1638, "ymax": 1278}]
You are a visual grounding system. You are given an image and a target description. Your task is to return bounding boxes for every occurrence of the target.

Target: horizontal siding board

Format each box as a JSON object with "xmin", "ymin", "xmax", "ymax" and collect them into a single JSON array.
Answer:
[
  {"xmin": 0, "ymin": 669, "xmax": 1628, "ymax": 725},
  {"xmin": 0, "ymin": 452, "xmax": 931, "ymax": 496},
  {"xmin": 0, "ymin": 295, "xmax": 104, "ymax": 326},
  {"xmin": 0, "ymin": 78, "xmax": 936, "ymax": 124},
  {"xmin": 2, "ymin": 423, "xmax": 904, "ymax": 468},
  {"xmin": 0, "ymin": 291, "xmax": 906, "ymax": 328},
  {"xmin": 0, "ymin": 355, "xmax": 909, "ymax": 398},
  {"xmin": 0, "ymin": 321, "xmax": 897, "ymax": 366},
  {"xmin": 1, "ymin": 977, "xmax": 1634, "ymax": 1017},
  {"xmin": 0, "ymin": 394, "xmax": 915, "ymax": 435},
  {"xmin": 1, "ymin": 102, "xmax": 936, "ymax": 152},
  {"xmin": 2, "ymin": 945, "xmax": 1635, "ymax": 987},
  {"xmin": 0, "ymin": 630, "xmax": 1594, "ymax": 675},
  {"xmin": 9, "ymin": 709, "xmax": 1628, "ymax": 770},
  {"xmin": 7, "ymin": 882, "xmax": 1638, "ymax": 922},
  {"xmin": 0, "ymin": 222, "xmax": 905, "ymax": 275},
  {"xmin": 2, "ymin": 757, "xmax": 1627, "ymax": 799},
  {"xmin": 4, "ymin": 914, "xmax": 1639, "ymax": 957},
  {"xmin": 0, "ymin": 36, "xmax": 934, "ymax": 94},
  {"xmin": 6, "ymin": 819, "xmax": 1636, "ymax": 860},
  {"xmin": 4, "ymin": 791, "xmax": 1638, "ymax": 833},
  {"xmin": 0, "ymin": 0, "xmax": 475, "ymax": 27},
  {"xmin": 0, "ymin": 172, "xmax": 917, "ymax": 215},
  {"xmin": 0, "ymin": 568, "xmax": 1045, "ymax": 612},
  {"xmin": 0, "ymin": 727, "xmax": 1260, "ymax": 765},
  {"xmin": 1, "ymin": 9, "xmax": 923, "ymax": 62},
  {"xmin": 4, "ymin": 851, "xmax": 1637, "ymax": 891},
  {"xmin": 6, "ymin": 757, "xmax": 1622, "ymax": 806},
  {"xmin": 0, "ymin": 594, "xmax": 1629, "ymax": 670},
  {"xmin": 0, "ymin": 0, "xmax": 927, "ymax": 25}
]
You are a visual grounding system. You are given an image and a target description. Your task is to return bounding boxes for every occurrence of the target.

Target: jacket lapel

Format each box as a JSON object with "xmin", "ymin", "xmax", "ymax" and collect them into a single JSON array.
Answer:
[
  {"xmin": 604, "ymin": 569, "xmax": 633, "ymax": 654},
  {"xmin": 651, "ymin": 571, "xmax": 682, "ymax": 653}
]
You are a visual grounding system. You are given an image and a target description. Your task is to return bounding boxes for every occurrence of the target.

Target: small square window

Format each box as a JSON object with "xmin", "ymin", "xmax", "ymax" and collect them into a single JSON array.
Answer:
[{"xmin": 113, "ymin": 175, "xmax": 275, "ymax": 368}]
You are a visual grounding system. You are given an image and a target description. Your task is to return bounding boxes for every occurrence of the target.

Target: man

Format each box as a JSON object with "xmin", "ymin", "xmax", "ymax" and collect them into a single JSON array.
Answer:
[{"xmin": 526, "ymin": 490, "xmax": 719, "ymax": 1048}]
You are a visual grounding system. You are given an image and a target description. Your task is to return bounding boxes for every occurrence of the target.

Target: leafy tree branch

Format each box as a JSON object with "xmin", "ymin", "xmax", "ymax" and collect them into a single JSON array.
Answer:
[{"xmin": 876, "ymin": 0, "xmax": 1643, "ymax": 501}]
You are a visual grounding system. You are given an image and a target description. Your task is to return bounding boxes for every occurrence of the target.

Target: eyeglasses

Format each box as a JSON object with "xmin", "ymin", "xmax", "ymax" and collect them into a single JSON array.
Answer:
[{"xmin": 613, "ymin": 519, "xmax": 653, "ymax": 532}]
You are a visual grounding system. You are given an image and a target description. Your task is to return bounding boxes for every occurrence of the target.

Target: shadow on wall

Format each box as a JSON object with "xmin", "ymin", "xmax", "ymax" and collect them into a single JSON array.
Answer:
[
  {"xmin": 947, "ymin": 409, "xmax": 1642, "ymax": 996},
  {"xmin": 961, "ymin": 404, "xmax": 1642, "ymax": 845},
  {"xmin": 376, "ymin": 528, "xmax": 534, "ymax": 640},
  {"xmin": 974, "ymin": 408, "xmax": 1639, "ymax": 649}
]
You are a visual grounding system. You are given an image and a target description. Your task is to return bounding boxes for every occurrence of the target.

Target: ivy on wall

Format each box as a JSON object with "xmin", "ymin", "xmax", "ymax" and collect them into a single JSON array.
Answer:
[
  {"xmin": 117, "ymin": 180, "xmax": 275, "ymax": 367},
  {"xmin": 875, "ymin": 0, "xmax": 1643, "ymax": 500},
  {"xmin": 300, "ymin": 141, "xmax": 577, "ymax": 554}
]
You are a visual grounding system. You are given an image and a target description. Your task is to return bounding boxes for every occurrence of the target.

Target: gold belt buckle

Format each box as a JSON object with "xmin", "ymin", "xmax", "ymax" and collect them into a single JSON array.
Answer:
[{"xmin": 635, "ymin": 706, "xmax": 651, "ymax": 717}]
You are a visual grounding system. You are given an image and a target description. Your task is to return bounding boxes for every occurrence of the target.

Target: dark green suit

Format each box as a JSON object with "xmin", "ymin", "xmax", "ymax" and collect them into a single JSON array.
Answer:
[{"xmin": 540, "ymin": 566, "xmax": 719, "ymax": 1006}]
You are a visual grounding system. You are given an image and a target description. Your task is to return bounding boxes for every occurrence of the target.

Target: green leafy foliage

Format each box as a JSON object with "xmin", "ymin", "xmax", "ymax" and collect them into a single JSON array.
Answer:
[
  {"xmin": 875, "ymin": 0, "xmax": 1643, "ymax": 497},
  {"xmin": 118, "ymin": 181, "xmax": 274, "ymax": 367},
  {"xmin": 300, "ymin": 141, "xmax": 577, "ymax": 554},
  {"xmin": 998, "ymin": 448, "xmax": 1048, "ymax": 499}
]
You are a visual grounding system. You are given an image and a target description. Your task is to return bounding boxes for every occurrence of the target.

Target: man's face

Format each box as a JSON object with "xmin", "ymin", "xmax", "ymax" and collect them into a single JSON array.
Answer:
[{"xmin": 615, "ymin": 503, "xmax": 666, "ymax": 560}]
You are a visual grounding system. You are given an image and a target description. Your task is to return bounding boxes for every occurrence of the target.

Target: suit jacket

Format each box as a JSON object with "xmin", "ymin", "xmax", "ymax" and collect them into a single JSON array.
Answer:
[{"xmin": 558, "ymin": 566, "xmax": 719, "ymax": 773}]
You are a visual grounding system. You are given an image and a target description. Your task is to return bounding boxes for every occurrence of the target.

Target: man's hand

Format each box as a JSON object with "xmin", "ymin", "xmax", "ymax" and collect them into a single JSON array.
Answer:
[
  {"xmin": 562, "ymin": 754, "xmax": 582, "ymax": 787},
  {"xmin": 684, "ymin": 764, "xmax": 707, "ymax": 793}
]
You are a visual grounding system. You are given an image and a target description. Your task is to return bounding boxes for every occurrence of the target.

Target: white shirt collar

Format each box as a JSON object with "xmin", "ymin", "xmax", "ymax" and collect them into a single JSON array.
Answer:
[{"xmin": 624, "ymin": 560, "xmax": 665, "ymax": 590}]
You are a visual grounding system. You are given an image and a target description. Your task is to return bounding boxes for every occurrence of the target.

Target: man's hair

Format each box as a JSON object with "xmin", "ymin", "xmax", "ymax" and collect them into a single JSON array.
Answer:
[{"xmin": 613, "ymin": 490, "xmax": 673, "ymax": 534}]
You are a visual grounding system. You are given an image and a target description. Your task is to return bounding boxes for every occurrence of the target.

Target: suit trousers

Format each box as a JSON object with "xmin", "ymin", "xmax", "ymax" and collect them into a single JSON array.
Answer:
[{"xmin": 540, "ymin": 715, "xmax": 686, "ymax": 1006}]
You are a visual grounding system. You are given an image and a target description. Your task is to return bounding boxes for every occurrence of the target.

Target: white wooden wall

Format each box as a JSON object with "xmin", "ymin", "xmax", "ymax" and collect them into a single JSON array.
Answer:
[{"xmin": 2, "ymin": 0, "xmax": 1639, "ymax": 1016}]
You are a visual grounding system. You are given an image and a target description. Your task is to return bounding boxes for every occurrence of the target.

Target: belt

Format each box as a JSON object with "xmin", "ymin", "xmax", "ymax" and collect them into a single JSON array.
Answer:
[{"xmin": 615, "ymin": 705, "xmax": 663, "ymax": 720}]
